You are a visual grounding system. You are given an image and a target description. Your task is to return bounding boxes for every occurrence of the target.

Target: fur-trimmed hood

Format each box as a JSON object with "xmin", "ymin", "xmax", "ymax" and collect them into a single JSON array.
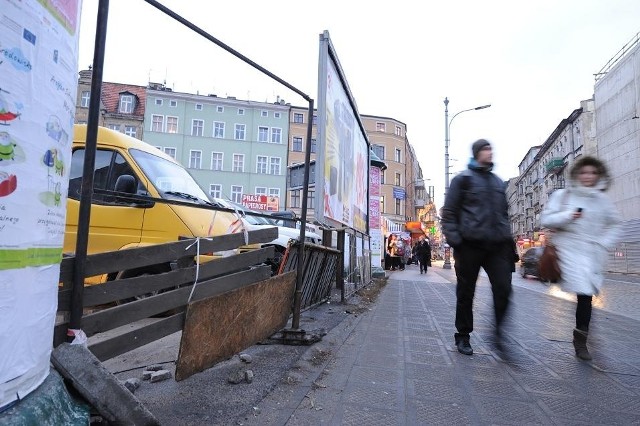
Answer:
[{"xmin": 567, "ymin": 156, "xmax": 611, "ymax": 192}]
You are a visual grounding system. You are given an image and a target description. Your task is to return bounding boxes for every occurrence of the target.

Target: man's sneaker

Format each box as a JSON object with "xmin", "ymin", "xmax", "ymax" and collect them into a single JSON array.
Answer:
[{"xmin": 455, "ymin": 338, "xmax": 473, "ymax": 355}]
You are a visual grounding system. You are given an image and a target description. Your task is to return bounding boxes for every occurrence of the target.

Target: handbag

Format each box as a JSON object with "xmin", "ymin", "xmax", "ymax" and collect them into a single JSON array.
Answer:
[{"xmin": 538, "ymin": 243, "xmax": 561, "ymax": 282}]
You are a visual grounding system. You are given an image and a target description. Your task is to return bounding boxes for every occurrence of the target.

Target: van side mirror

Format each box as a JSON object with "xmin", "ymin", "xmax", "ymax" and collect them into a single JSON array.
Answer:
[{"xmin": 113, "ymin": 174, "xmax": 154, "ymax": 208}]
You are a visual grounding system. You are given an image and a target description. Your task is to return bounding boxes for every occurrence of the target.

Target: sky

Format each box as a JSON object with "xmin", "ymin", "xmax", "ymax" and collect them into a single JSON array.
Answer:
[{"xmin": 78, "ymin": 0, "xmax": 640, "ymax": 204}]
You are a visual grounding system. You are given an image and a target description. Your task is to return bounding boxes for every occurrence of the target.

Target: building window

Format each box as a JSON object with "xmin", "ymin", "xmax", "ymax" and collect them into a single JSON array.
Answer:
[
  {"xmin": 211, "ymin": 152, "xmax": 223, "ymax": 171},
  {"xmin": 231, "ymin": 185, "xmax": 243, "ymax": 203},
  {"xmin": 163, "ymin": 147, "xmax": 177, "ymax": 159},
  {"xmin": 380, "ymin": 196, "xmax": 385, "ymax": 214},
  {"xmin": 395, "ymin": 173, "xmax": 401, "ymax": 186},
  {"xmin": 274, "ymin": 112, "xmax": 281, "ymax": 119},
  {"xmin": 268, "ymin": 188, "xmax": 280, "ymax": 199},
  {"xmin": 269, "ymin": 157, "xmax": 281, "ymax": 175},
  {"xmin": 376, "ymin": 122, "xmax": 386, "ymax": 132},
  {"xmin": 293, "ymin": 113, "xmax": 304, "ymax": 123},
  {"xmin": 395, "ymin": 125, "xmax": 402, "ymax": 136},
  {"xmin": 209, "ymin": 184, "xmax": 222, "ymax": 199},
  {"xmin": 395, "ymin": 148, "xmax": 401, "ymax": 163},
  {"xmin": 195, "ymin": 103, "xmax": 203, "ymax": 110},
  {"xmin": 310, "ymin": 138, "xmax": 317, "ymax": 153},
  {"xmin": 192, "ymin": 119, "xmax": 204, "ymax": 136},
  {"xmin": 395, "ymin": 198, "xmax": 401, "ymax": 215},
  {"xmin": 155, "ymin": 98, "xmax": 163, "ymax": 106},
  {"xmin": 216, "ymin": 106, "xmax": 224, "ymax": 113},
  {"xmin": 119, "ymin": 94, "xmax": 134, "ymax": 114},
  {"xmin": 372, "ymin": 144, "xmax": 385, "ymax": 160},
  {"xmin": 380, "ymin": 170, "xmax": 385, "ymax": 184},
  {"xmin": 238, "ymin": 108, "xmax": 245, "ymax": 115},
  {"xmin": 255, "ymin": 187, "xmax": 267, "ymax": 196},
  {"xmin": 291, "ymin": 190, "xmax": 301, "ymax": 208},
  {"xmin": 233, "ymin": 154, "xmax": 244, "ymax": 172},
  {"xmin": 235, "ymin": 124, "xmax": 245, "ymax": 140},
  {"xmin": 312, "ymin": 115, "xmax": 317, "ymax": 125},
  {"xmin": 258, "ymin": 126, "xmax": 269, "ymax": 142},
  {"xmin": 261, "ymin": 110, "xmax": 268, "ymax": 117},
  {"xmin": 81, "ymin": 91, "xmax": 90, "ymax": 107},
  {"xmin": 213, "ymin": 122, "xmax": 225, "ymax": 138},
  {"xmin": 189, "ymin": 150, "xmax": 202, "ymax": 169},
  {"xmin": 270, "ymin": 128, "xmax": 282, "ymax": 144},
  {"xmin": 124, "ymin": 126, "xmax": 137, "ymax": 138},
  {"xmin": 151, "ymin": 115, "xmax": 163, "ymax": 132},
  {"xmin": 292, "ymin": 136, "xmax": 303, "ymax": 152},
  {"xmin": 169, "ymin": 100, "xmax": 177, "ymax": 107},
  {"xmin": 166, "ymin": 116, "xmax": 178, "ymax": 134},
  {"xmin": 256, "ymin": 155, "xmax": 268, "ymax": 174},
  {"xmin": 107, "ymin": 124, "xmax": 120, "ymax": 131},
  {"xmin": 308, "ymin": 190, "xmax": 315, "ymax": 209}
]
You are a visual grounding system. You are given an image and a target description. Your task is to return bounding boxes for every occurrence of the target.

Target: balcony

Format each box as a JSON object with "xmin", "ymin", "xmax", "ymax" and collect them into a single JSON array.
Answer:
[
  {"xmin": 545, "ymin": 158, "xmax": 565, "ymax": 173},
  {"xmin": 415, "ymin": 198, "xmax": 425, "ymax": 208},
  {"xmin": 413, "ymin": 179, "xmax": 426, "ymax": 189}
]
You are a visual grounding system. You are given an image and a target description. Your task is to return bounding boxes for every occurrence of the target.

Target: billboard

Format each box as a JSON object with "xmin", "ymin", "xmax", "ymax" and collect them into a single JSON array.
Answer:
[{"xmin": 315, "ymin": 31, "xmax": 369, "ymax": 234}]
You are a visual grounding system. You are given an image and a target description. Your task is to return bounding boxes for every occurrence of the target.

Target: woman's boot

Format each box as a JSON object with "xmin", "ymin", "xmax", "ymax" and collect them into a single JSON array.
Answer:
[{"xmin": 572, "ymin": 328, "xmax": 592, "ymax": 360}]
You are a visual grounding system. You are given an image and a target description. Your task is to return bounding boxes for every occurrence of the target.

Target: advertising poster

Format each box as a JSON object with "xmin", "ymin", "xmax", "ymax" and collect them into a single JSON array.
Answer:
[
  {"xmin": 369, "ymin": 166, "xmax": 382, "ymax": 267},
  {"xmin": 316, "ymin": 31, "xmax": 369, "ymax": 233},
  {"xmin": 0, "ymin": 0, "xmax": 82, "ymax": 408}
]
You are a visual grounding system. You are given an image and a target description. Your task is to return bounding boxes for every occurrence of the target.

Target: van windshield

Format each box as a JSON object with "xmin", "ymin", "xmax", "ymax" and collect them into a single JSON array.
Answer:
[{"xmin": 129, "ymin": 148, "xmax": 209, "ymax": 202}]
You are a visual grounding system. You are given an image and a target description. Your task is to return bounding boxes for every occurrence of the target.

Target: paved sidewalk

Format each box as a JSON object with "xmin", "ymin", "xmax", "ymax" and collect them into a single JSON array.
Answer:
[{"xmin": 243, "ymin": 265, "xmax": 640, "ymax": 425}]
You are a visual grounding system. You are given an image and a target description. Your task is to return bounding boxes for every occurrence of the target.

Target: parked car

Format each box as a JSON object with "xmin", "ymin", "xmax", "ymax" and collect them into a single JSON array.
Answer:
[
  {"xmin": 521, "ymin": 246, "xmax": 545, "ymax": 279},
  {"xmin": 210, "ymin": 198, "xmax": 322, "ymax": 273}
]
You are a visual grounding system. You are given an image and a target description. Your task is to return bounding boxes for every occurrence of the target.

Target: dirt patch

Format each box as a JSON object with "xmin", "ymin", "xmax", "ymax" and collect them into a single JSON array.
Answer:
[{"xmin": 342, "ymin": 277, "xmax": 389, "ymax": 315}]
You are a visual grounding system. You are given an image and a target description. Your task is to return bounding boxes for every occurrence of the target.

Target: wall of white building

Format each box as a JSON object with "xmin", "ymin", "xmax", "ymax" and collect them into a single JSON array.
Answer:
[{"xmin": 594, "ymin": 41, "xmax": 640, "ymax": 223}]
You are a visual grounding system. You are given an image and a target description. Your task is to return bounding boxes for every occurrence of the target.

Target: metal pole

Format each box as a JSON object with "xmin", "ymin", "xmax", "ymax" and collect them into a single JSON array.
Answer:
[
  {"xmin": 443, "ymin": 97, "xmax": 451, "ymax": 269},
  {"xmin": 68, "ymin": 0, "xmax": 110, "ymax": 340},
  {"xmin": 291, "ymin": 99, "xmax": 314, "ymax": 330}
]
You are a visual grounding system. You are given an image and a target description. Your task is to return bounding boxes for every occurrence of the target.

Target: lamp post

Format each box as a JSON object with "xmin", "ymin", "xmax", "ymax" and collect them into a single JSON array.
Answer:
[{"xmin": 442, "ymin": 98, "xmax": 491, "ymax": 269}]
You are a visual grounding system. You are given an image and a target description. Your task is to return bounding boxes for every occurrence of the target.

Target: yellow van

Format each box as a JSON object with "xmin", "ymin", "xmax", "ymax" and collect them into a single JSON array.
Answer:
[{"xmin": 64, "ymin": 125, "xmax": 253, "ymax": 282}]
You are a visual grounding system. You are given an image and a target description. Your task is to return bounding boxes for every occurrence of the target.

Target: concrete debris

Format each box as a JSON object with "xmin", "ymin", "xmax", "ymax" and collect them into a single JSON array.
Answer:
[
  {"xmin": 142, "ymin": 371, "xmax": 153, "ymax": 381},
  {"xmin": 146, "ymin": 365, "xmax": 165, "ymax": 371},
  {"xmin": 239, "ymin": 353, "xmax": 252, "ymax": 363},
  {"xmin": 150, "ymin": 370, "xmax": 172, "ymax": 383},
  {"xmin": 123, "ymin": 378, "xmax": 141, "ymax": 393},
  {"xmin": 244, "ymin": 370, "xmax": 254, "ymax": 383},
  {"xmin": 228, "ymin": 368, "xmax": 246, "ymax": 384}
]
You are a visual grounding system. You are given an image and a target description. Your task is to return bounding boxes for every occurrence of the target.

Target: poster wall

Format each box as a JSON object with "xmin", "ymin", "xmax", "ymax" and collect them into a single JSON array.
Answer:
[
  {"xmin": 369, "ymin": 166, "xmax": 382, "ymax": 267},
  {"xmin": 0, "ymin": 0, "xmax": 81, "ymax": 408},
  {"xmin": 316, "ymin": 31, "xmax": 369, "ymax": 234}
]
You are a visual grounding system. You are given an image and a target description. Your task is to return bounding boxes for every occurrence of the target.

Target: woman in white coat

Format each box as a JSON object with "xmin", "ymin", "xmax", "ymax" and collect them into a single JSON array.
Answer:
[{"xmin": 540, "ymin": 156, "xmax": 621, "ymax": 360}]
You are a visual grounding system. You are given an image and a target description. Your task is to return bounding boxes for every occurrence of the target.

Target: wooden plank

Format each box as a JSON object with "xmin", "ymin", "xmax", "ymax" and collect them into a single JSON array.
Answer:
[
  {"xmin": 62, "ymin": 227, "xmax": 277, "ymax": 278},
  {"xmin": 175, "ymin": 271, "xmax": 296, "ymax": 381},
  {"xmin": 88, "ymin": 312, "xmax": 185, "ymax": 362},
  {"xmin": 77, "ymin": 266, "xmax": 272, "ymax": 336},
  {"xmin": 57, "ymin": 247, "xmax": 274, "ymax": 310}
]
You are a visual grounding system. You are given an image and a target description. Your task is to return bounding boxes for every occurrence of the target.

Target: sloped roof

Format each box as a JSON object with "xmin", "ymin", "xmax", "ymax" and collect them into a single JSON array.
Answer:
[{"xmin": 101, "ymin": 82, "xmax": 146, "ymax": 116}]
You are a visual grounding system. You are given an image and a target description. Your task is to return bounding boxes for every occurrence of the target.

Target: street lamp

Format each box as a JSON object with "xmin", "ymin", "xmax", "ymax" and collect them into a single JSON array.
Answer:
[{"xmin": 442, "ymin": 98, "xmax": 491, "ymax": 269}]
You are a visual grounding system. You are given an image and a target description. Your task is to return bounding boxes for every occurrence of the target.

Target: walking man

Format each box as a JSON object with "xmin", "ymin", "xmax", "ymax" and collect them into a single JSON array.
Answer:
[
  {"xmin": 417, "ymin": 237, "xmax": 431, "ymax": 274},
  {"xmin": 441, "ymin": 139, "xmax": 514, "ymax": 355}
]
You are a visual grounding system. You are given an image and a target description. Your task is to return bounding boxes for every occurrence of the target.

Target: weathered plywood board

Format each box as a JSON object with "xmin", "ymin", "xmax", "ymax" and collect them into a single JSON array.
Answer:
[{"xmin": 175, "ymin": 271, "xmax": 296, "ymax": 381}]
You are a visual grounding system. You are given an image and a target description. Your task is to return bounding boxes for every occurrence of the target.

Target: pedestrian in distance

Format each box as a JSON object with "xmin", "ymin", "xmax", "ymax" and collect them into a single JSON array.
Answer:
[
  {"xmin": 540, "ymin": 156, "xmax": 621, "ymax": 361},
  {"xmin": 416, "ymin": 236, "xmax": 432, "ymax": 274},
  {"xmin": 386, "ymin": 234, "xmax": 400, "ymax": 271},
  {"xmin": 441, "ymin": 139, "xmax": 516, "ymax": 355}
]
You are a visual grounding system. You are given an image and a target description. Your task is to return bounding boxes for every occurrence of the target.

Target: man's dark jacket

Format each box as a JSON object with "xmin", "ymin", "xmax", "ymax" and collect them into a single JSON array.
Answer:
[{"xmin": 441, "ymin": 161, "xmax": 512, "ymax": 249}]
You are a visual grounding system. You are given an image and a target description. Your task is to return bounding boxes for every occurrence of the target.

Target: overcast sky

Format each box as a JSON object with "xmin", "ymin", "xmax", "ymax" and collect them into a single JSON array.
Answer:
[{"xmin": 78, "ymin": 0, "xmax": 640, "ymax": 204}]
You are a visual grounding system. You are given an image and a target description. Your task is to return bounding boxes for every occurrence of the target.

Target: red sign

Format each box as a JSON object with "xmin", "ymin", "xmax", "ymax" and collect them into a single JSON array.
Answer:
[{"xmin": 241, "ymin": 194, "xmax": 279, "ymax": 211}]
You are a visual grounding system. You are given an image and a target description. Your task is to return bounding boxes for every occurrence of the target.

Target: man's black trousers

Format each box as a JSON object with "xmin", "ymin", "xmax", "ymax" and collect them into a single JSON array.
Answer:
[{"xmin": 453, "ymin": 242, "xmax": 513, "ymax": 336}]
